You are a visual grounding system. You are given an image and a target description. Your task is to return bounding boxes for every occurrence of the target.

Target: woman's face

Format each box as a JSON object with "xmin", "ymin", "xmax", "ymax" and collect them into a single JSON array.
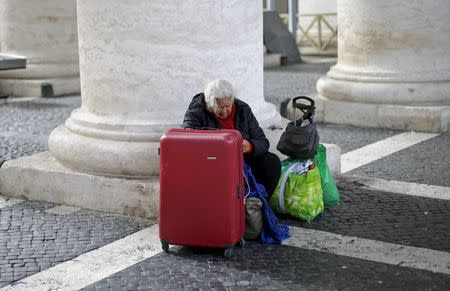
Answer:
[{"xmin": 213, "ymin": 98, "xmax": 233, "ymax": 119}]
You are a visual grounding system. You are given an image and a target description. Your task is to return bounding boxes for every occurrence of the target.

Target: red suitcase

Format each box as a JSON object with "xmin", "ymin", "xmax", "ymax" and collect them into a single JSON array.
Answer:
[{"xmin": 159, "ymin": 128, "xmax": 245, "ymax": 257}]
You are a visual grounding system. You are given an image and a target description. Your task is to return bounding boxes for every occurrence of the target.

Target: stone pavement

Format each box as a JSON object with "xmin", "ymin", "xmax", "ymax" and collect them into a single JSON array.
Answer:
[{"xmin": 1, "ymin": 61, "xmax": 449, "ymax": 290}]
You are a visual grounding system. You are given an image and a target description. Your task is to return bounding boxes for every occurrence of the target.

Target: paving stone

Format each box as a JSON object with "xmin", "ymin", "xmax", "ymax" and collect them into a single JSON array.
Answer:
[
  {"xmin": 280, "ymin": 181, "xmax": 450, "ymax": 252},
  {"xmin": 0, "ymin": 201, "xmax": 153, "ymax": 287},
  {"xmin": 82, "ymin": 242, "xmax": 450, "ymax": 291},
  {"xmin": 0, "ymin": 96, "xmax": 80, "ymax": 162},
  {"xmin": 350, "ymin": 131, "xmax": 450, "ymax": 187}
]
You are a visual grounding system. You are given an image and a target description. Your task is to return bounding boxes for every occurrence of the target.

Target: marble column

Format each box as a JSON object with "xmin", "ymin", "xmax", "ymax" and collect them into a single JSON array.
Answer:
[
  {"xmin": 315, "ymin": 0, "xmax": 450, "ymax": 132},
  {"xmin": 48, "ymin": 0, "xmax": 280, "ymax": 178},
  {"xmin": 0, "ymin": 0, "xmax": 79, "ymax": 97}
]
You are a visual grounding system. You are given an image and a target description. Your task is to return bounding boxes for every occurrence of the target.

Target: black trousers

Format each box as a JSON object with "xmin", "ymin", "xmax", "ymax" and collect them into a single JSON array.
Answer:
[{"xmin": 245, "ymin": 151, "xmax": 281, "ymax": 196}]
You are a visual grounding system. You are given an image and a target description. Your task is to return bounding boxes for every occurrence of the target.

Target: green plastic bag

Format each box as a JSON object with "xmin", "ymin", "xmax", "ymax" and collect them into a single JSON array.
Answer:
[
  {"xmin": 314, "ymin": 144, "xmax": 340, "ymax": 207},
  {"xmin": 270, "ymin": 159, "xmax": 324, "ymax": 222}
]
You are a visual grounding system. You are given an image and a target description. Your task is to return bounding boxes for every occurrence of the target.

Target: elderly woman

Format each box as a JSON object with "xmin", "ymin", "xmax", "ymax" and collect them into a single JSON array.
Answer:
[{"xmin": 183, "ymin": 79, "xmax": 281, "ymax": 196}]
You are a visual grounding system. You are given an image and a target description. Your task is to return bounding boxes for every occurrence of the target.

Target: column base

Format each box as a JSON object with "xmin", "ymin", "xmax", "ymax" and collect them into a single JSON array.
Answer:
[
  {"xmin": 0, "ymin": 152, "xmax": 159, "ymax": 218},
  {"xmin": 0, "ymin": 77, "xmax": 80, "ymax": 97},
  {"xmin": 48, "ymin": 125, "xmax": 161, "ymax": 178},
  {"xmin": 287, "ymin": 94, "xmax": 450, "ymax": 133}
]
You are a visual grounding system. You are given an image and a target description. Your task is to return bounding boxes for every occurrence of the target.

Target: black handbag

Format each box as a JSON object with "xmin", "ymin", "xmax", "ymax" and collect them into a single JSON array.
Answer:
[
  {"xmin": 244, "ymin": 197, "xmax": 263, "ymax": 240},
  {"xmin": 276, "ymin": 96, "xmax": 319, "ymax": 160}
]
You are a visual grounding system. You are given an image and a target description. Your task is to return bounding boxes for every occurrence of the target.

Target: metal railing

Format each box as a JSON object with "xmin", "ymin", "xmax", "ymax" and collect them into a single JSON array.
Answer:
[
  {"xmin": 298, "ymin": 13, "xmax": 337, "ymax": 52},
  {"xmin": 280, "ymin": 13, "xmax": 337, "ymax": 55}
]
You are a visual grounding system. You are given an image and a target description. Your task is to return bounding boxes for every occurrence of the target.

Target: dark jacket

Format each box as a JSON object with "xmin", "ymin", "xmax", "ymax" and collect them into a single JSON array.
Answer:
[{"xmin": 183, "ymin": 93, "xmax": 270, "ymax": 157}]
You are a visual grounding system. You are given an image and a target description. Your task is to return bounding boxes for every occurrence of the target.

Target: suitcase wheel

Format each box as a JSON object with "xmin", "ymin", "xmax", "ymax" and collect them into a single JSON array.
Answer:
[
  {"xmin": 161, "ymin": 240, "xmax": 169, "ymax": 253},
  {"xmin": 238, "ymin": 238, "xmax": 245, "ymax": 247},
  {"xmin": 224, "ymin": 246, "xmax": 234, "ymax": 258}
]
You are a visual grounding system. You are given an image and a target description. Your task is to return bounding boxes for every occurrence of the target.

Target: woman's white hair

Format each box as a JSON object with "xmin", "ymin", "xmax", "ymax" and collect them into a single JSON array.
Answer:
[{"xmin": 204, "ymin": 79, "xmax": 235, "ymax": 112}]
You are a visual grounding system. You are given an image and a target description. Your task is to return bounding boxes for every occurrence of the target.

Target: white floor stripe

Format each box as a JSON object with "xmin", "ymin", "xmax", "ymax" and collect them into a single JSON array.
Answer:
[
  {"xmin": 341, "ymin": 175, "xmax": 450, "ymax": 200},
  {"xmin": 1, "ymin": 225, "xmax": 162, "ymax": 291},
  {"xmin": 284, "ymin": 226, "xmax": 450, "ymax": 275},
  {"xmin": 0, "ymin": 195, "xmax": 22, "ymax": 209},
  {"xmin": 2, "ymin": 222, "xmax": 448, "ymax": 290},
  {"xmin": 341, "ymin": 132, "xmax": 439, "ymax": 173},
  {"xmin": 45, "ymin": 205, "xmax": 81, "ymax": 215}
]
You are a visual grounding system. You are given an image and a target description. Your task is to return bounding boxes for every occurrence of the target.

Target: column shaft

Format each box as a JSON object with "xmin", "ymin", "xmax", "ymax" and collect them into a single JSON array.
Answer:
[
  {"xmin": 0, "ymin": 0, "xmax": 80, "ymax": 96},
  {"xmin": 315, "ymin": 0, "xmax": 450, "ymax": 132},
  {"xmin": 49, "ymin": 0, "xmax": 280, "ymax": 178}
]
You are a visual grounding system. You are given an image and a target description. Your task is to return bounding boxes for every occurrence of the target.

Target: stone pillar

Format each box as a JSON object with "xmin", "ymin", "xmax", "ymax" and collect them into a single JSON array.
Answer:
[
  {"xmin": 48, "ymin": 0, "xmax": 280, "ymax": 178},
  {"xmin": 0, "ymin": 0, "xmax": 79, "ymax": 97},
  {"xmin": 315, "ymin": 0, "xmax": 450, "ymax": 132}
]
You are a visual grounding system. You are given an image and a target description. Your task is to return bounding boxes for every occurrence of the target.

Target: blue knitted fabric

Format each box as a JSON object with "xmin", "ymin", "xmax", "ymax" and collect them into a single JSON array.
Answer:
[{"xmin": 244, "ymin": 162, "xmax": 290, "ymax": 244}]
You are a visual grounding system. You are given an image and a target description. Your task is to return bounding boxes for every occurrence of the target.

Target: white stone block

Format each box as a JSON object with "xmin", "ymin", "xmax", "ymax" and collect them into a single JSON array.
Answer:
[
  {"xmin": 321, "ymin": 97, "xmax": 379, "ymax": 127},
  {"xmin": 314, "ymin": 95, "xmax": 450, "ymax": 133},
  {"xmin": 378, "ymin": 105, "xmax": 450, "ymax": 133},
  {"xmin": 323, "ymin": 143, "xmax": 341, "ymax": 177},
  {"xmin": 0, "ymin": 152, "xmax": 159, "ymax": 218}
]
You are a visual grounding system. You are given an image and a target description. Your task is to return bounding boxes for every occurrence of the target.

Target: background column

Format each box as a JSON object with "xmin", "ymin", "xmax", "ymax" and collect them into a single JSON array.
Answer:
[
  {"xmin": 0, "ymin": 0, "xmax": 80, "ymax": 97},
  {"xmin": 316, "ymin": 0, "xmax": 450, "ymax": 132}
]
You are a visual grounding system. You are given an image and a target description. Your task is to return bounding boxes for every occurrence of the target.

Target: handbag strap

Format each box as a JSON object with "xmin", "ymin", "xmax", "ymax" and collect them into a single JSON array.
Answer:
[
  {"xmin": 278, "ymin": 161, "xmax": 300, "ymax": 213},
  {"xmin": 243, "ymin": 170, "xmax": 251, "ymax": 201}
]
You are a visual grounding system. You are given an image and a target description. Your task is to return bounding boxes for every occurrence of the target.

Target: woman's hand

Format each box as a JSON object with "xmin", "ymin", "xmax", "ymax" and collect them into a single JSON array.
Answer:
[{"xmin": 243, "ymin": 139, "xmax": 251, "ymax": 153}]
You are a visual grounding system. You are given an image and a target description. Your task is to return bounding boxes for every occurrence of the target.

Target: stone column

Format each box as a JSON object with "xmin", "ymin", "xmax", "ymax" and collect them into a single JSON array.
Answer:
[
  {"xmin": 0, "ymin": 0, "xmax": 79, "ymax": 97},
  {"xmin": 316, "ymin": 0, "xmax": 450, "ymax": 132},
  {"xmin": 49, "ymin": 0, "xmax": 280, "ymax": 178}
]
